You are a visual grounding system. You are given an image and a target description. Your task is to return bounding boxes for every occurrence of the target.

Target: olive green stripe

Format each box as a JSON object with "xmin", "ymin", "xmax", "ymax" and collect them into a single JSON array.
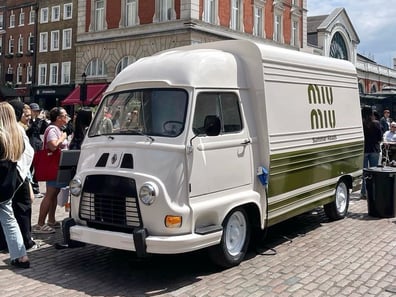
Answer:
[
  {"xmin": 267, "ymin": 190, "xmax": 334, "ymax": 226},
  {"xmin": 268, "ymin": 141, "xmax": 363, "ymax": 197},
  {"xmin": 268, "ymin": 183, "xmax": 333, "ymax": 215}
]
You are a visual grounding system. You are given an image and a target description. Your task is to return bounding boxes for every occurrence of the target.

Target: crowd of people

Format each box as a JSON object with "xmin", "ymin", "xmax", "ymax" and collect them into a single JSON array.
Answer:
[
  {"xmin": 360, "ymin": 107, "xmax": 396, "ymax": 199},
  {"xmin": 0, "ymin": 98, "xmax": 92, "ymax": 269}
]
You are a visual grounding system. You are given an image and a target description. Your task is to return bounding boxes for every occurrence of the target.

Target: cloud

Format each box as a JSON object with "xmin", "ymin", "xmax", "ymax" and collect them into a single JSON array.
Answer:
[{"xmin": 307, "ymin": 1, "xmax": 396, "ymax": 67}]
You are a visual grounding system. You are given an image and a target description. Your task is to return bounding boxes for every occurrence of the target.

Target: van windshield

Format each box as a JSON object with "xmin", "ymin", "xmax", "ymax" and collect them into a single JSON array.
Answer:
[{"xmin": 88, "ymin": 88, "xmax": 188, "ymax": 138}]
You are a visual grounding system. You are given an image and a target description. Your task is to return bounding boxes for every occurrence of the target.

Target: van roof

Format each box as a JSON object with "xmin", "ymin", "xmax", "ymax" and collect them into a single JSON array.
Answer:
[{"xmin": 106, "ymin": 40, "xmax": 356, "ymax": 94}]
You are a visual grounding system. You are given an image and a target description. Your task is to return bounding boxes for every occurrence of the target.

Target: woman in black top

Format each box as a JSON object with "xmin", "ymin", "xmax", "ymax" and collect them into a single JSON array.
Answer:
[{"xmin": 361, "ymin": 106, "xmax": 382, "ymax": 199}]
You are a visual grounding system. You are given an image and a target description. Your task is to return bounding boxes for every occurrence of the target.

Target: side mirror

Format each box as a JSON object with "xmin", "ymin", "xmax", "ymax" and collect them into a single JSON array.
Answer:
[{"xmin": 204, "ymin": 115, "xmax": 221, "ymax": 136}]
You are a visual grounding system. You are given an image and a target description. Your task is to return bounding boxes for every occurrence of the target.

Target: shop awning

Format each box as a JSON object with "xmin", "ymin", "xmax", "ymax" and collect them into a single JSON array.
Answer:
[{"xmin": 62, "ymin": 84, "xmax": 108, "ymax": 106}]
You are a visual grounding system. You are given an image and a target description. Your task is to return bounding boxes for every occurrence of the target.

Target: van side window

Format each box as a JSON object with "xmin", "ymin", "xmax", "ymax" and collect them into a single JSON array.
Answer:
[{"xmin": 193, "ymin": 92, "xmax": 242, "ymax": 135}]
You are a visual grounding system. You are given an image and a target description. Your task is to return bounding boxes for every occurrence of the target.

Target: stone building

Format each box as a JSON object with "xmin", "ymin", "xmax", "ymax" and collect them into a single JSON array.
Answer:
[{"xmin": 306, "ymin": 7, "xmax": 396, "ymax": 114}]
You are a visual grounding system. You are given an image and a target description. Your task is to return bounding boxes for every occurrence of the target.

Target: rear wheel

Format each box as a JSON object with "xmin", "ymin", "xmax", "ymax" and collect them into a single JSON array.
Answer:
[
  {"xmin": 208, "ymin": 208, "xmax": 250, "ymax": 268},
  {"xmin": 324, "ymin": 181, "xmax": 349, "ymax": 220}
]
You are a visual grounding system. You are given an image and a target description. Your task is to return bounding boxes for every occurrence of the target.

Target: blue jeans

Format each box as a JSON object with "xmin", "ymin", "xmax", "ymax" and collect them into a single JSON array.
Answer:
[
  {"xmin": 0, "ymin": 198, "xmax": 27, "ymax": 260},
  {"xmin": 361, "ymin": 152, "xmax": 380, "ymax": 197}
]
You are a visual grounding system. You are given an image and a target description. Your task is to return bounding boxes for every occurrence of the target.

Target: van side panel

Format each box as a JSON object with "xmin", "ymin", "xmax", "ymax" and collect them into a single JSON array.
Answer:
[{"xmin": 256, "ymin": 44, "xmax": 363, "ymax": 225}]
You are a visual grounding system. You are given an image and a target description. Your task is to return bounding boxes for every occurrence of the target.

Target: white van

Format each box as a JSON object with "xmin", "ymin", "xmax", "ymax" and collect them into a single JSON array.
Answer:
[{"xmin": 64, "ymin": 40, "xmax": 364, "ymax": 267}]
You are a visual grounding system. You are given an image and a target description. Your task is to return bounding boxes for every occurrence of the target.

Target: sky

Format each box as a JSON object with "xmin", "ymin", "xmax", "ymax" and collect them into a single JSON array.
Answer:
[{"xmin": 307, "ymin": 1, "xmax": 396, "ymax": 68}]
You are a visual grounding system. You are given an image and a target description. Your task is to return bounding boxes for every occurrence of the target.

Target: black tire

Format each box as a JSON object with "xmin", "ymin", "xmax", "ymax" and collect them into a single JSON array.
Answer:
[
  {"xmin": 208, "ymin": 208, "xmax": 250, "ymax": 268},
  {"xmin": 324, "ymin": 181, "xmax": 349, "ymax": 220}
]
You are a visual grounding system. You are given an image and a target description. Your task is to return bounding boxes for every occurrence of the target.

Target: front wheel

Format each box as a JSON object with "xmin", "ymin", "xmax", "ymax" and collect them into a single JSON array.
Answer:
[
  {"xmin": 324, "ymin": 181, "xmax": 349, "ymax": 220},
  {"xmin": 208, "ymin": 208, "xmax": 250, "ymax": 268}
]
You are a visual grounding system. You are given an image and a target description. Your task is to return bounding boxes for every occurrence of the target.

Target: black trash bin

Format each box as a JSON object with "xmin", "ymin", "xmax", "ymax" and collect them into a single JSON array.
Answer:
[{"xmin": 363, "ymin": 167, "xmax": 396, "ymax": 218}]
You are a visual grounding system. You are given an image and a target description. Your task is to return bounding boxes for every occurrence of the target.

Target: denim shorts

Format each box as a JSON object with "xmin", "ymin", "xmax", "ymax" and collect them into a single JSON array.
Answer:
[{"xmin": 46, "ymin": 180, "xmax": 68, "ymax": 189}]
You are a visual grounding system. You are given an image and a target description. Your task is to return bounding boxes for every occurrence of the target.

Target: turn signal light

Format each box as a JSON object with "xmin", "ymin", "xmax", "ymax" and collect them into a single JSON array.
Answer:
[{"xmin": 165, "ymin": 215, "xmax": 182, "ymax": 228}]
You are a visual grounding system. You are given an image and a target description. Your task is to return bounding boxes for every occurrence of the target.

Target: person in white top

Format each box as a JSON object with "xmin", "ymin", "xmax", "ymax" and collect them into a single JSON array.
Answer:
[{"xmin": 383, "ymin": 122, "xmax": 396, "ymax": 143}]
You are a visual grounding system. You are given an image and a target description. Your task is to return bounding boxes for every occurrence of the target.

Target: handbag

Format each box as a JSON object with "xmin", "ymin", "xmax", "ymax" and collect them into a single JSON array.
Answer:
[
  {"xmin": 0, "ymin": 160, "xmax": 23, "ymax": 202},
  {"xmin": 33, "ymin": 127, "xmax": 62, "ymax": 182}
]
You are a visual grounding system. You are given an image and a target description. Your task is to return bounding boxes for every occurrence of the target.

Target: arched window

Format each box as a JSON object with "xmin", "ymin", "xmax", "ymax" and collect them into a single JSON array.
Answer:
[
  {"xmin": 330, "ymin": 32, "xmax": 348, "ymax": 60},
  {"xmin": 86, "ymin": 58, "xmax": 107, "ymax": 77},
  {"xmin": 116, "ymin": 56, "xmax": 136, "ymax": 75}
]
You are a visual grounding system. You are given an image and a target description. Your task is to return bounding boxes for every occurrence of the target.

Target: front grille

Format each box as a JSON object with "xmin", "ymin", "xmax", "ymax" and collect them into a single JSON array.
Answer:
[{"xmin": 79, "ymin": 175, "xmax": 142, "ymax": 233}]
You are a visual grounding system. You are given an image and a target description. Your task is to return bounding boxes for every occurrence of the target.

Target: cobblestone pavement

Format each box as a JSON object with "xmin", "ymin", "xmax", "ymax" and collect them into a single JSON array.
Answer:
[{"xmin": 0, "ymin": 187, "xmax": 395, "ymax": 297}]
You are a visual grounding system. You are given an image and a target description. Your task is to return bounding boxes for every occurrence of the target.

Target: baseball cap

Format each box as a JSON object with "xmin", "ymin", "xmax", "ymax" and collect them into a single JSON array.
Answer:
[{"xmin": 29, "ymin": 103, "xmax": 40, "ymax": 111}]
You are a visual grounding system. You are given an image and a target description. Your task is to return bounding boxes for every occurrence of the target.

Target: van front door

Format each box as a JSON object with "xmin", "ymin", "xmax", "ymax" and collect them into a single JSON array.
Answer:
[{"xmin": 189, "ymin": 92, "xmax": 252, "ymax": 197}]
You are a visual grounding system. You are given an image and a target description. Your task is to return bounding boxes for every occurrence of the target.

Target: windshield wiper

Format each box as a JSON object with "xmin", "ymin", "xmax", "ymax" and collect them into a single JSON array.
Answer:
[{"xmin": 119, "ymin": 129, "xmax": 155, "ymax": 142}]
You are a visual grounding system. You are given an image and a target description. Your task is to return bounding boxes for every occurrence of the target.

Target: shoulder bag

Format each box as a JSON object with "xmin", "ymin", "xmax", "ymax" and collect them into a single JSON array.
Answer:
[{"xmin": 33, "ymin": 126, "xmax": 62, "ymax": 181}]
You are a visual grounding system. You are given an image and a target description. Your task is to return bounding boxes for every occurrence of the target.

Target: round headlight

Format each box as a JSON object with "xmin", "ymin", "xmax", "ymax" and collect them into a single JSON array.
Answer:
[
  {"xmin": 139, "ymin": 183, "xmax": 157, "ymax": 205},
  {"xmin": 69, "ymin": 177, "xmax": 82, "ymax": 196}
]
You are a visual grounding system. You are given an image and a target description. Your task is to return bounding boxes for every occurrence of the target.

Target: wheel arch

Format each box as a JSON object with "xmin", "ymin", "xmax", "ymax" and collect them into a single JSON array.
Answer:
[{"xmin": 339, "ymin": 174, "xmax": 353, "ymax": 190}]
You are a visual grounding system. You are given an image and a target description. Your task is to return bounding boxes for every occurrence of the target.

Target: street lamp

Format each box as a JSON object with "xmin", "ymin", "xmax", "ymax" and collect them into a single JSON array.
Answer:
[{"xmin": 80, "ymin": 72, "xmax": 87, "ymax": 105}]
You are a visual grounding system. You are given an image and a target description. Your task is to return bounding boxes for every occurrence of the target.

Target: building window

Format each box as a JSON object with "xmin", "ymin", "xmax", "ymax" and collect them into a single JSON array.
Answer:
[
  {"xmin": 124, "ymin": 0, "xmax": 138, "ymax": 27},
  {"xmin": 16, "ymin": 64, "xmax": 23, "ymax": 84},
  {"xmin": 52, "ymin": 6, "xmax": 60, "ymax": 22},
  {"xmin": 61, "ymin": 61, "xmax": 71, "ymax": 84},
  {"xmin": 291, "ymin": 19, "xmax": 298, "ymax": 46},
  {"xmin": 26, "ymin": 63, "xmax": 33, "ymax": 84},
  {"xmin": 154, "ymin": 0, "xmax": 174, "ymax": 22},
  {"xmin": 94, "ymin": 0, "xmax": 105, "ymax": 31},
  {"xmin": 38, "ymin": 64, "xmax": 47, "ymax": 85},
  {"xmin": 116, "ymin": 56, "xmax": 136, "ymax": 75},
  {"xmin": 62, "ymin": 28, "xmax": 72, "ymax": 49},
  {"xmin": 230, "ymin": 0, "xmax": 243, "ymax": 31},
  {"xmin": 86, "ymin": 58, "xmax": 107, "ymax": 77},
  {"xmin": 40, "ymin": 7, "xmax": 49, "ymax": 23},
  {"xmin": 28, "ymin": 34, "xmax": 34, "ymax": 52},
  {"xmin": 253, "ymin": 5, "xmax": 263, "ymax": 37},
  {"xmin": 39, "ymin": 32, "xmax": 48, "ymax": 52},
  {"xmin": 203, "ymin": 0, "xmax": 217, "ymax": 24},
  {"xmin": 0, "ymin": 38, "xmax": 2, "ymax": 54},
  {"xmin": 49, "ymin": 63, "xmax": 58, "ymax": 85},
  {"xmin": 19, "ymin": 10, "xmax": 25, "ymax": 26},
  {"xmin": 18, "ymin": 35, "xmax": 23, "ymax": 53},
  {"xmin": 273, "ymin": 14, "xmax": 282, "ymax": 42},
  {"xmin": 330, "ymin": 32, "xmax": 348, "ymax": 60},
  {"xmin": 51, "ymin": 30, "xmax": 60, "ymax": 51},
  {"xmin": 0, "ymin": 13, "xmax": 3, "ymax": 29},
  {"xmin": 273, "ymin": 2, "xmax": 284, "ymax": 43},
  {"xmin": 8, "ymin": 36, "xmax": 14, "ymax": 54},
  {"xmin": 9, "ymin": 11, "xmax": 15, "ymax": 28},
  {"xmin": 64, "ymin": 3, "xmax": 73, "ymax": 19},
  {"xmin": 292, "ymin": 0, "xmax": 299, "ymax": 6},
  {"xmin": 29, "ymin": 8, "xmax": 35, "ymax": 24}
]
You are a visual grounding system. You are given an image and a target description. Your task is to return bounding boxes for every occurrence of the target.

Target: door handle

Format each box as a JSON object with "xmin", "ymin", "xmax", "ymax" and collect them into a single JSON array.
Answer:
[{"xmin": 241, "ymin": 139, "xmax": 251, "ymax": 145}]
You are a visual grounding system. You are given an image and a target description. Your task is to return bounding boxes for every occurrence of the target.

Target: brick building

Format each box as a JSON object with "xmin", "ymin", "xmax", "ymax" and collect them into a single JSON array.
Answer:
[
  {"xmin": 29, "ymin": 0, "xmax": 77, "ymax": 109},
  {"xmin": 66, "ymin": 0, "xmax": 306, "ymax": 105},
  {"xmin": 0, "ymin": 0, "xmax": 36, "ymax": 100},
  {"xmin": 0, "ymin": 0, "xmax": 394, "ymax": 110}
]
